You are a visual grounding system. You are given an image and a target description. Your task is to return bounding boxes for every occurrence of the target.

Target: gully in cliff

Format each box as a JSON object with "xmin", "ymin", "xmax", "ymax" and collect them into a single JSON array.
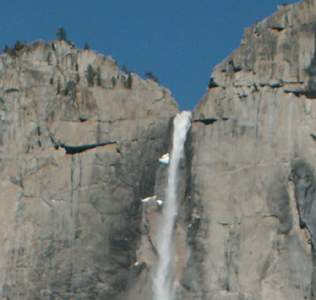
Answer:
[
  {"xmin": 153, "ymin": 111, "xmax": 192, "ymax": 300},
  {"xmin": 289, "ymin": 160, "xmax": 316, "ymax": 247}
]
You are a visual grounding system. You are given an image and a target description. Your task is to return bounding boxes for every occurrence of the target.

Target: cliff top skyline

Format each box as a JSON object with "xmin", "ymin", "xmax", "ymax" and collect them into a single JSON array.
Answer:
[{"xmin": 1, "ymin": 0, "xmax": 299, "ymax": 110}]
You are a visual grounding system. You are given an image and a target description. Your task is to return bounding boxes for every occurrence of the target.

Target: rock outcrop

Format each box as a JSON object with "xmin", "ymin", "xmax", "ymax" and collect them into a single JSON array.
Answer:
[
  {"xmin": 0, "ymin": 40, "xmax": 178, "ymax": 299},
  {"xmin": 187, "ymin": 0, "xmax": 316, "ymax": 299}
]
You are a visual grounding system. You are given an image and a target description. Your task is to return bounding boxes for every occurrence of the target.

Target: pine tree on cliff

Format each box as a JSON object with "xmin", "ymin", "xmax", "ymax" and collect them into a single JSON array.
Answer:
[
  {"xmin": 3, "ymin": 45, "xmax": 10, "ymax": 54},
  {"xmin": 85, "ymin": 64, "xmax": 95, "ymax": 87},
  {"xmin": 126, "ymin": 73, "xmax": 133, "ymax": 89},
  {"xmin": 56, "ymin": 27, "xmax": 67, "ymax": 41},
  {"xmin": 96, "ymin": 67, "xmax": 102, "ymax": 86},
  {"xmin": 144, "ymin": 72, "xmax": 159, "ymax": 83}
]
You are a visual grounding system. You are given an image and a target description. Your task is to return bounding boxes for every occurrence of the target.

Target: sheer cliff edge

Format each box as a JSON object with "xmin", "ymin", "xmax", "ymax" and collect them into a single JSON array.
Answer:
[{"xmin": 190, "ymin": 0, "xmax": 316, "ymax": 299}]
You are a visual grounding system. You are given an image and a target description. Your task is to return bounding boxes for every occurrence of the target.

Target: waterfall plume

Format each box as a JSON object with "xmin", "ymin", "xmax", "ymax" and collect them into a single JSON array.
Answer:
[{"xmin": 153, "ymin": 111, "xmax": 192, "ymax": 300}]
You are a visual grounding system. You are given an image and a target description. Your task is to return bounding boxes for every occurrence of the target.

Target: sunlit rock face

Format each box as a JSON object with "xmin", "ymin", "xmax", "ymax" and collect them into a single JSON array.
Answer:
[
  {"xmin": 187, "ymin": 0, "xmax": 316, "ymax": 299},
  {"xmin": 0, "ymin": 40, "xmax": 179, "ymax": 299},
  {"xmin": 5, "ymin": 1, "xmax": 316, "ymax": 299}
]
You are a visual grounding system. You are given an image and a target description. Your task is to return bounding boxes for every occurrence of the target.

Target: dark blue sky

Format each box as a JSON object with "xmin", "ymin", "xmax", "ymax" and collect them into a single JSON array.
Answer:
[{"xmin": 1, "ymin": 0, "xmax": 299, "ymax": 111}]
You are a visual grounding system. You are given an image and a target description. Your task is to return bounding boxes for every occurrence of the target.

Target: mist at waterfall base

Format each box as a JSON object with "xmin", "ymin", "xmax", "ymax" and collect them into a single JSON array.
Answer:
[{"xmin": 153, "ymin": 111, "xmax": 192, "ymax": 300}]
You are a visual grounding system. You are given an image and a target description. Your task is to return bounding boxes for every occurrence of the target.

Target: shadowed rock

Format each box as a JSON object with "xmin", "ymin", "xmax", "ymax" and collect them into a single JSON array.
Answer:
[{"xmin": 289, "ymin": 161, "xmax": 316, "ymax": 245}]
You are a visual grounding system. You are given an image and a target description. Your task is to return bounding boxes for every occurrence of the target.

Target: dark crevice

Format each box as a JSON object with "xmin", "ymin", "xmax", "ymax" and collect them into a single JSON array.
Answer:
[
  {"xmin": 228, "ymin": 59, "xmax": 243, "ymax": 73},
  {"xmin": 4, "ymin": 88, "xmax": 19, "ymax": 93},
  {"xmin": 50, "ymin": 135, "xmax": 59, "ymax": 150},
  {"xmin": 233, "ymin": 66, "xmax": 243, "ymax": 73},
  {"xmin": 79, "ymin": 117, "xmax": 88, "ymax": 122},
  {"xmin": 147, "ymin": 235, "xmax": 158, "ymax": 257},
  {"xmin": 260, "ymin": 82, "xmax": 283, "ymax": 88},
  {"xmin": 193, "ymin": 118, "xmax": 217, "ymax": 125},
  {"xmin": 60, "ymin": 142, "xmax": 116, "ymax": 154},
  {"xmin": 287, "ymin": 90, "xmax": 316, "ymax": 99},
  {"xmin": 284, "ymin": 90, "xmax": 299, "ymax": 96},
  {"xmin": 305, "ymin": 92, "xmax": 316, "ymax": 99},
  {"xmin": 271, "ymin": 27, "xmax": 285, "ymax": 32},
  {"xmin": 289, "ymin": 160, "xmax": 316, "ymax": 299},
  {"xmin": 208, "ymin": 78, "xmax": 219, "ymax": 89}
]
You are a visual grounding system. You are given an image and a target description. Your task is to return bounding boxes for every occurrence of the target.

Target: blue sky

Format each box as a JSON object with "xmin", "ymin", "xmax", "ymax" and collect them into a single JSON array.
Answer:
[{"xmin": 1, "ymin": 0, "xmax": 299, "ymax": 111}]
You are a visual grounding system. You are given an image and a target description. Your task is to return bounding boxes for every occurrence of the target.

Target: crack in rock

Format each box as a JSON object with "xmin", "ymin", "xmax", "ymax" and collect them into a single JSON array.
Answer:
[{"xmin": 60, "ymin": 142, "xmax": 116, "ymax": 154}]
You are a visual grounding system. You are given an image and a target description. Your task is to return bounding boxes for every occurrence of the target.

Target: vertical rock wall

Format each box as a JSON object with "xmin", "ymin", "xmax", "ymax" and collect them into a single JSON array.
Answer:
[
  {"xmin": 186, "ymin": 0, "xmax": 316, "ymax": 299},
  {"xmin": 3, "ymin": 1, "xmax": 316, "ymax": 299},
  {"xmin": 0, "ymin": 41, "xmax": 178, "ymax": 299}
]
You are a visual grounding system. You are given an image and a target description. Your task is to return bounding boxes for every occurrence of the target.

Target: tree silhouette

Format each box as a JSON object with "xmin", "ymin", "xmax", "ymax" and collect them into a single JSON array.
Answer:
[
  {"xmin": 14, "ymin": 41, "xmax": 24, "ymax": 51},
  {"xmin": 56, "ymin": 27, "xmax": 67, "ymax": 41},
  {"xmin": 96, "ymin": 67, "xmax": 102, "ymax": 86},
  {"xmin": 144, "ymin": 72, "xmax": 159, "ymax": 83},
  {"xmin": 122, "ymin": 64, "xmax": 128, "ymax": 73},
  {"xmin": 111, "ymin": 76, "xmax": 116, "ymax": 88},
  {"xmin": 3, "ymin": 45, "xmax": 10, "ymax": 54},
  {"xmin": 85, "ymin": 64, "xmax": 95, "ymax": 87},
  {"xmin": 126, "ymin": 73, "xmax": 133, "ymax": 89}
]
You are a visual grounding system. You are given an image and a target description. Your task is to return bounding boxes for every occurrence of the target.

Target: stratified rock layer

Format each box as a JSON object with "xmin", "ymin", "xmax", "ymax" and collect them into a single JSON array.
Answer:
[
  {"xmin": 0, "ymin": 40, "xmax": 178, "ymax": 299},
  {"xmin": 187, "ymin": 0, "xmax": 316, "ymax": 299}
]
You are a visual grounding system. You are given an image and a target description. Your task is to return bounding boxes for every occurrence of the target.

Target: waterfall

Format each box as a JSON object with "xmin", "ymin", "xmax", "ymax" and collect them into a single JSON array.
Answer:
[{"xmin": 153, "ymin": 111, "xmax": 192, "ymax": 300}]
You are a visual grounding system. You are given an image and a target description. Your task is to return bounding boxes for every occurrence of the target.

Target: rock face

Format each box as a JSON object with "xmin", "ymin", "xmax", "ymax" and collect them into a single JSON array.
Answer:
[
  {"xmin": 0, "ymin": 40, "xmax": 178, "ymax": 299},
  {"xmin": 188, "ymin": 0, "xmax": 316, "ymax": 299},
  {"xmin": 4, "ymin": 1, "xmax": 316, "ymax": 299}
]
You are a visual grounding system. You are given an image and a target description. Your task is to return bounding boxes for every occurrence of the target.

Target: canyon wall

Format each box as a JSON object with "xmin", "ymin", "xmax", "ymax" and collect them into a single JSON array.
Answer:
[
  {"xmin": 0, "ymin": 40, "xmax": 178, "ymax": 299},
  {"xmin": 3, "ymin": 0, "xmax": 316, "ymax": 299},
  {"xmin": 188, "ymin": 0, "xmax": 316, "ymax": 299}
]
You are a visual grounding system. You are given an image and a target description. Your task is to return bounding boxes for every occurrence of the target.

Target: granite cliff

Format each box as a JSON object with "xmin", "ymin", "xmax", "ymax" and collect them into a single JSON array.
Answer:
[
  {"xmin": 0, "ymin": 40, "xmax": 178, "ymax": 299},
  {"xmin": 190, "ymin": 0, "xmax": 316, "ymax": 299},
  {"xmin": 3, "ymin": 0, "xmax": 316, "ymax": 299}
]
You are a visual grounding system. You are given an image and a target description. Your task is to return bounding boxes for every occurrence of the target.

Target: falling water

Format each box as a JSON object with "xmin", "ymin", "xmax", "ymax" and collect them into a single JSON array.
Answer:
[{"xmin": 153, "ymin": 111, "xmax": 192, "ymax": 300}]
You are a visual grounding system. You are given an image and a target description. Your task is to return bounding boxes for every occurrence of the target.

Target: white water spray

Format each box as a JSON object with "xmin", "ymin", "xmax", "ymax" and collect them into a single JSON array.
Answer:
[{"xmin": 153, "ymin": 111, "xmax": 192, "ymax": 300}]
